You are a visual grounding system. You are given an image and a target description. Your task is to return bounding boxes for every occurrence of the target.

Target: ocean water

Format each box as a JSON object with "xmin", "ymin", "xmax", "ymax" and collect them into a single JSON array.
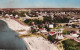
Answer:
[{"xmin": 0, "ymin": 20, "xmax": 28, "ymax": 50}]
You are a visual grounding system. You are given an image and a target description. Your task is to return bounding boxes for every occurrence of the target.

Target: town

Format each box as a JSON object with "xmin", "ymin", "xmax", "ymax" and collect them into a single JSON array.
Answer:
[{"xmin": 0, "ymin": 8, "xmax": 80, "ymax": 50}]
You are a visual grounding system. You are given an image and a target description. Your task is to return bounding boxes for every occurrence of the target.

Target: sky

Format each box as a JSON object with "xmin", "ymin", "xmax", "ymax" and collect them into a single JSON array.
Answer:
[{"xmin": 0, "ymin": 0, "xmax": 80, "ymax": 8}]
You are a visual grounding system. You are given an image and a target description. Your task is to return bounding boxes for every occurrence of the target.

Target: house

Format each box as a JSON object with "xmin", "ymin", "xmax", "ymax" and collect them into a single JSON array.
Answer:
[
  {"xmin": 37, "ymin": 28, "xmax": 48, "ymax": 35},
  {"xmin": 49, "ymin": 24, "xmax": 54, "ymax": 28},
  {"xmin": 59, "ymin": 28, "xmax": 64, "ymax": 33},
  {"xmin": 5, "ymin": 14, "xmax": 9, "ymax": 17},
  {"xmin": 49, "ymin": 29, "xmax": 55, "ymax": 35},
  {"xmin": 70, "ymin": 31, "xmax": 79, "ymax": 38},
  {"xmin": 40, "ymin": 28, "xmax": 48, "ymax": 33},
  {"xmin": 10, "ymin": 14, "xmax": 13, "ymax": 17},
  {"xmin": 25, "ymin": 14, "xmax": 31, "ymax": 19},
  {"xmin": 49, "ymin": 32, "xmax": 55, "ymax": 35},
  {"xmin": 76, "ymin": 29, "xmax": 80, "ymax": 34},
  {"xmin": 15, "ymin": 14, "xmax": 19, "ymax": 19},
  {"xmin": 56, "ymin": 33, "xmax": 64, "ymax": 40},
  {"xmin": 56, "ymin": 23, "xmax": 67, "ymax": 27}
]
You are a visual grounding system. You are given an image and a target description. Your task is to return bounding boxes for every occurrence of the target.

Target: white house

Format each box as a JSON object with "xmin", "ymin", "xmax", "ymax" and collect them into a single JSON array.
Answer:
[
  {"xmin": 49, "ymin": 24, "xmax": 54, "ymax": 28},
  {"xmin": 5, "ymin": 14, "xmax": 9, "ymax": 17},
  {"xmin": 10, "ymin": 14, "xmax": 13, "ymax": 17},
  {"xmin": 56, "ymin": 33, "xmax": 64, "ymax": 40},
  {"xmin": 15, "ymin": 14, "xmax": 19, "ymax": 18}
]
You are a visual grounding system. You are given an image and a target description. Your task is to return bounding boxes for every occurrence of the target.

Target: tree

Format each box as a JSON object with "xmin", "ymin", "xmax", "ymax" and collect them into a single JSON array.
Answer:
[
  {"xmin": 48, "ymin": 35, "xmax": 56, "ymax": 42},
  {"xmin": 24, "ymin": 19, "xmax": 43, "ymax": 26},
  {"xmin": 19, "ymin": 11, "xmax": 26, "ymax": 17},
  {"xmin": 24, "ymin": 19, "xmax": 32, "ymax": 25},
  {"xmin": 53, "ymin": 17, "xmax": 70, "ymax": 23},
  {"xmin": 0, "ymin": 11, "xmax": 2, "ymax": 14},
  {"xmin": 31, "ymin": 27, "xmax": 37, "ymax": 33},
  {"xmin": 43, "ymin": 16, "xmax": 53, "ymax": 23},
  {"xmin": 72, "ymin": 24, "xmax": 76, "ymax": 28},
  {"xmin": 33, "ymin": 19, "xmax": 43, "ymax": 25},
  {"xmin": 62, "ymin": 30, "xmax": 70, "ymax": 35},
  {"xmin": 62, "ymin": 39, "xmax": 78, "ymax": 50}
]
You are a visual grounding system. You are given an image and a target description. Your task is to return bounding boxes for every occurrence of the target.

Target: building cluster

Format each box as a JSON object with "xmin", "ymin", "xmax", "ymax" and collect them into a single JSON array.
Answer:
[{"xmin": 0, "ymin": 8, "xmax": 80, "ymax": 42}]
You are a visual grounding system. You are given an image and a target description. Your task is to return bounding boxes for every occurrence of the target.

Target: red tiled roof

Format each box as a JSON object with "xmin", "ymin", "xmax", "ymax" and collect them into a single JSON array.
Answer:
[{"xmin": 50, "ymin": 32, "xmax": 55, "ymax": 34}]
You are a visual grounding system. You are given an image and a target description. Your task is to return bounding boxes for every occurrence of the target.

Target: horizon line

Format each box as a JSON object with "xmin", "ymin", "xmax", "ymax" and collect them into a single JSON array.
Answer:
[{"xmin": 0, "ymin": 8, "xmax": 80, "ymax": 9}]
